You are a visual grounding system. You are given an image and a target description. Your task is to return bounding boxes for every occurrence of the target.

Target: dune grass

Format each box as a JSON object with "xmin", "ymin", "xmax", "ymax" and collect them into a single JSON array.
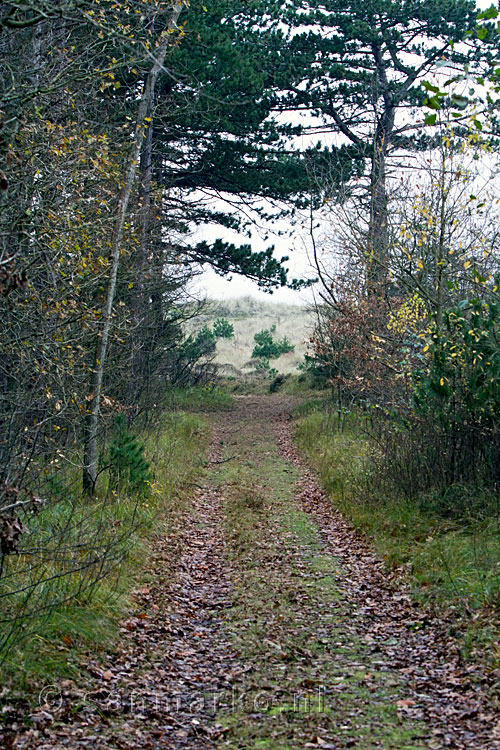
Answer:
[{"xmin": 187, "ymin": 297, "xmax": 315, "ymax": 376}]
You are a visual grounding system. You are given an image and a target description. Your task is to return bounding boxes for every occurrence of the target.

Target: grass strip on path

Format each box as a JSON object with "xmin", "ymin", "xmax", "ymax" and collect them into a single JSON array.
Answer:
[{"xmin": 214, "ymin": 395, "xmax": 428, "ymax": 750}]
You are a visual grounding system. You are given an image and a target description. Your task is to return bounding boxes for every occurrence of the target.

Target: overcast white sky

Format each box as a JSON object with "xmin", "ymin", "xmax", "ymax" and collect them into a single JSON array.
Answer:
[{"xmin": 190, "ymin": 199, "xmax": 318, "ymax": 306}]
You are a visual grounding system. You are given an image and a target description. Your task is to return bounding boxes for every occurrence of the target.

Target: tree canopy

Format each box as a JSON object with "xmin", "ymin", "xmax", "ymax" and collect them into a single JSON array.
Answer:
[{"xmin": 272, "ymin": 0, "xmax": 480, "ymax": 285}]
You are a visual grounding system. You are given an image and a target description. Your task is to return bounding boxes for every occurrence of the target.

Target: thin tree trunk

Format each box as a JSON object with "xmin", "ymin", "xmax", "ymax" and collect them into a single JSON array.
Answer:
[
  {"xmin": 82, "ymin": 1, "xmax": 185, "ymax": 494},
  {"xmin": 367, "ymin": 44, "xmax": 395, "ymax": 295},
  {"xmin": 367, "ymin": 122, "xmax": 392, "ymax": 294},
  {"xmin": 126, "ymin": 99, "xmax": 154, "ymax": 406},
  {"xmin": 435, "ymin": 148, "xmax": 448, "ymax": 332}
]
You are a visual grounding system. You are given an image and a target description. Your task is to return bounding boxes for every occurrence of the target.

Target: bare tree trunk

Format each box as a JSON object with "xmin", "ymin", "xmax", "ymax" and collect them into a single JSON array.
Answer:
[
  {"xmin": 82, "ymin": 1, "xmax": 185, "ymax": 494},
  {"xmin": 366, "ymin": 108, "xmax": 397, "ymax": 296},
  {"xmin": 126, "ymin": 99, "xmax": 154, "ymax": 407},
  {"xmin": 434, "ymin": 147, "xmax": 449, "ymax": 332},
  {"xmin": 367, "ymin": 44, "xmax": 395, "ymax": 295},
  {"xmin": 367, "ymin": 138, "xmax": 389, "ymax": 293}
]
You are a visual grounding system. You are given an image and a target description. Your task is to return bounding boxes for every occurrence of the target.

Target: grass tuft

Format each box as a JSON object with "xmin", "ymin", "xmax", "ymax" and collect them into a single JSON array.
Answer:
[{"xmin": 164, "ymin": 384, "xmax": 234, "ymax": 411}]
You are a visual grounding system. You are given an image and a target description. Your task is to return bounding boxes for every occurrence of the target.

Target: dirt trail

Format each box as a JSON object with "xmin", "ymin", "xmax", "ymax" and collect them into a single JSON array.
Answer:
[{"xmin": 7, "ymin": 395, "xmax": 500, "ymax": 750}]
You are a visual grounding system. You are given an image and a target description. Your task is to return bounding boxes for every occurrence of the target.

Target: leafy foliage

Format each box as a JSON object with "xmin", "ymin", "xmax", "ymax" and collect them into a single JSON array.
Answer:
[
  {"xmin": 252, "ymin": 329, "xmax": 295, "ymax": 360},
  {"xmin": 255, "ymin": 358, "xmax": 279, "ymax": 379},
  {"xmin": 410, "ymin": 289, "xmax": 500, "ymax": 484},
  {"xmin": 182, "ymin": 326, "xmax": 217, "ymax": 362}
]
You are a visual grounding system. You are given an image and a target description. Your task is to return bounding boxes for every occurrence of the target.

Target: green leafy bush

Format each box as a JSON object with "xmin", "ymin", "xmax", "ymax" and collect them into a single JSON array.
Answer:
[
  {"xmin": 181, "ymin": 325, "xmax": 217, "ymax": 361},
  {"xmin": 255, "ymin": 358, "xmax": 278, "ymax": 379},
  {"xmin": 269, "ymin": 374, "xmax": 286, "ymax": 392},
  {"xmin": 414, "ymin": 297, "xmax": 500, "ymax": 428},
  {"xmin": 410, "ymin": 294, "xmax": 500, "ymax": 486},
  {"xmin": 252, "ymin": 328, "xmax": 294, "ymax": 360},
  {"xmin": 366, "ymin": 283, "xmax": 500, "ymax": 502},
  {"xmin": 298, "ymin": 353, "xmax": 330, "ymax": 388}
]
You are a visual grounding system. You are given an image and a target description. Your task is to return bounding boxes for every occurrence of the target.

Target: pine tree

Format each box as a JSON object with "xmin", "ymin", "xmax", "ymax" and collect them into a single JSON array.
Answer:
[{"xmin": 275, "ymin": 0, "xmax": 480, "ymax": 288}]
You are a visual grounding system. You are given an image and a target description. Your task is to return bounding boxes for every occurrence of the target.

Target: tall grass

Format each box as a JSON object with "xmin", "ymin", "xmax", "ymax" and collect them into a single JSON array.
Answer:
[
  {"xmin": 1, "ymin": 410, "xmax": 210, "ymax": 688},
  {"xmin": 164, "ymin": 384, "xmax": 234, "ymax": 411},
  {"xmin": 294, "ymin": 407, "xmax": 500, "ymax": 623}
]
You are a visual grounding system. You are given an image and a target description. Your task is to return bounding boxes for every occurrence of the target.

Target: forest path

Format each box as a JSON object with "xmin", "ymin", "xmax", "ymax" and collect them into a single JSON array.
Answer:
[{"xmin": 11, "ymin": 395, "xmax": 499, "ymax": 750}]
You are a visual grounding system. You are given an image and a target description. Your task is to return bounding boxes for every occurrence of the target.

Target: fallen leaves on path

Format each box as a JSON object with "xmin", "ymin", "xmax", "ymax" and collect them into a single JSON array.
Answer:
[
  {"xmin": 3, "ymin": 394, "xmax": 500, "ymax": 750},
  {"xmin": 276, "ymin": 410, "xmax": 500, "ymax": 750},
  {"xmin": 6, "ymin": 438, "xmax": 240, "ymax": 750}
]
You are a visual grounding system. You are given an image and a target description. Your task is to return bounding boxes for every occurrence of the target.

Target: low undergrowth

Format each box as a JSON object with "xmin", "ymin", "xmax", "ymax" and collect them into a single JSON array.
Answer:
[
  {"xmin": 294, "ymin": 404, "xmax": 500, "ymax": 661},
  {"xmin": 0, "ymin": 409, "xmax": 211, "ymax": 692},
  {"xmin": 164, "ymin": 383, "xmax": 234, "ymax": 411}
]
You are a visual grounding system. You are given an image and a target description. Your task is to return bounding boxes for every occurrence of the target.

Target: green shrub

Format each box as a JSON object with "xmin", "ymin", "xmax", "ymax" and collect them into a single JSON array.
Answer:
[
  {"xmin": 181, "ymin": 325, "xmax": 217, "ymax": 361},
  {"xmin": 269, "ymin": 374, "xmax": 286, "ymax": 392},
  {"xmin": 213, "ymin": 317, "xmax": 234, "ymax": 339},
  {"xmin": 397, "ymin": 292, "xmax": 500, "ymax": 489},
  {"xmin": 0, "ymin": 411, "xmax": 210, "ymax": 683},
  {"xmin": 298, "ymin": 352, "xmax": 330, "ymax": 388},
  {"xmin": 252, "ymin": 329, "xmax": 294, "ymax": 360},
  {"xmin": 294, "ymin": 409, "xmax": 500, "ymax": 616},
  {"xmin": 106, "ymin": 416, "xmax": 152, "ymax": 494},
  {"xmin": 255, "ymin": 358, "xmax": 278, "ymax": 378}
]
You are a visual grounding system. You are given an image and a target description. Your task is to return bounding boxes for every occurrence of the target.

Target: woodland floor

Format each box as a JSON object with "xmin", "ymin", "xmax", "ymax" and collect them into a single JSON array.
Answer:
[{"xmin": 5, "ymin": 395, "xmax": 500, "ymax": 749}]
